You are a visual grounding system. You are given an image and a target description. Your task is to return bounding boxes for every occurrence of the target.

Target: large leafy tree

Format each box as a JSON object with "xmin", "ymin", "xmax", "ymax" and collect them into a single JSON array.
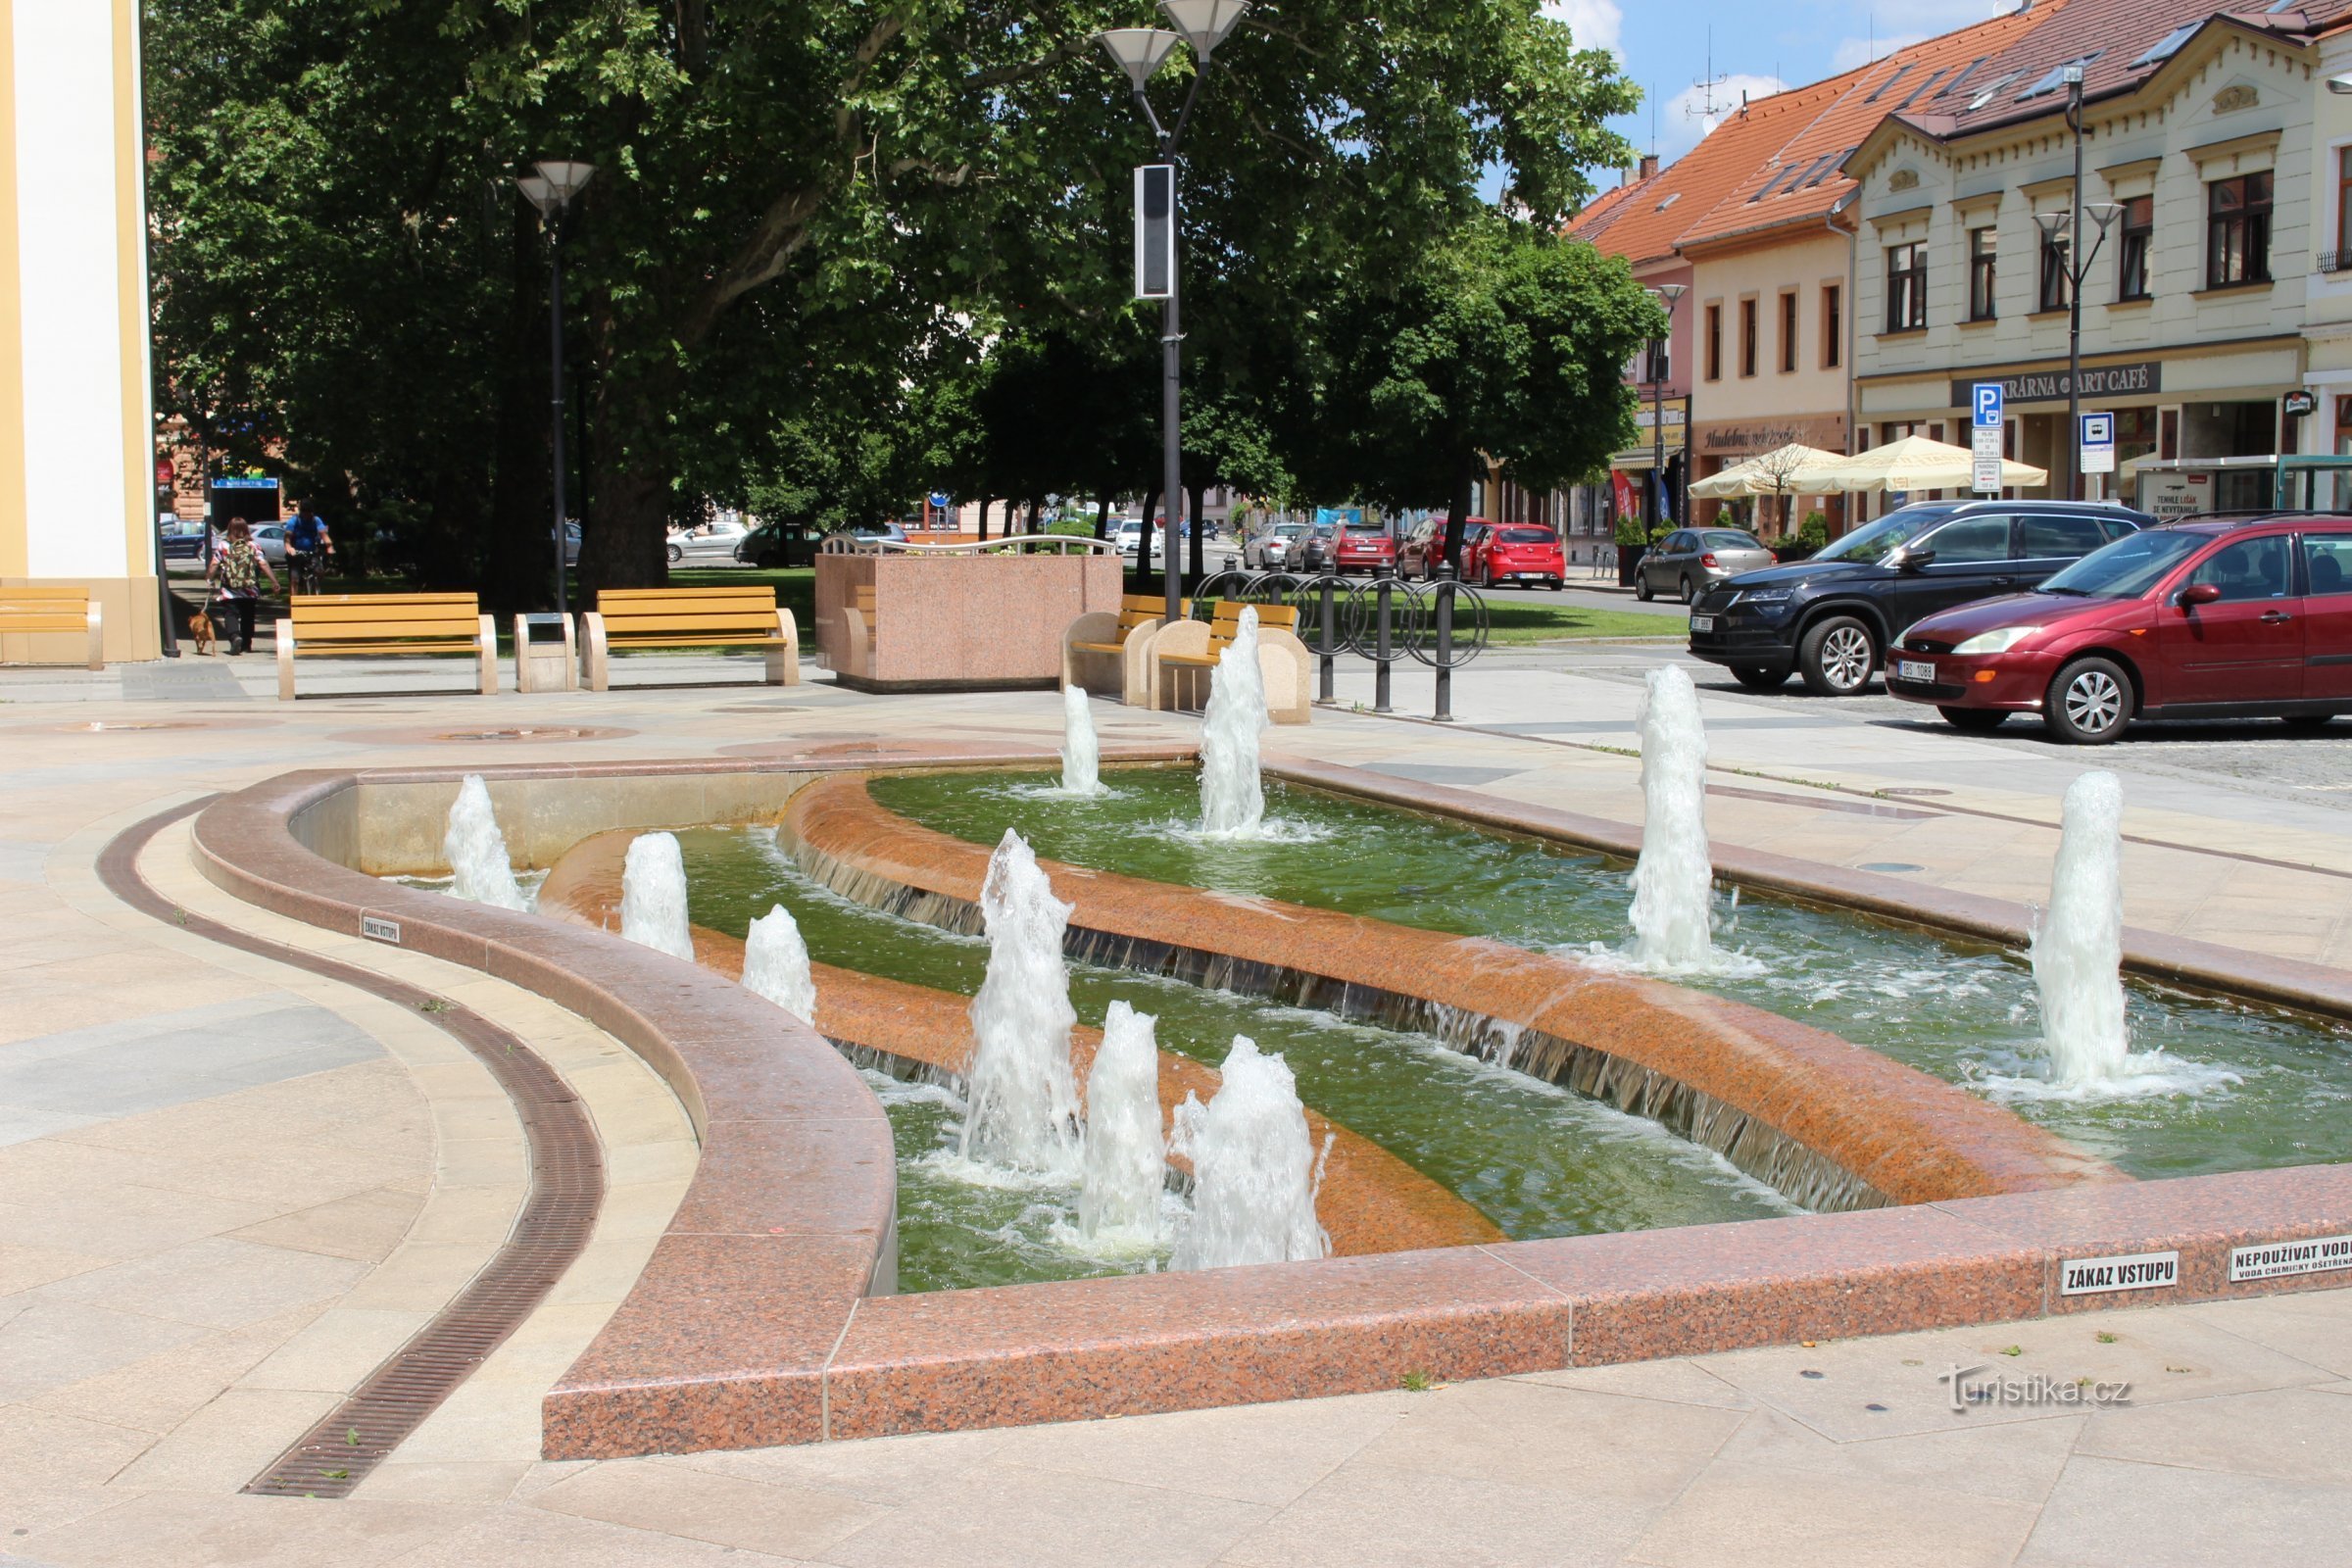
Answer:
[{"xmin": 145, "ymin": 1, "xmax": 1638, "ymax": 595}]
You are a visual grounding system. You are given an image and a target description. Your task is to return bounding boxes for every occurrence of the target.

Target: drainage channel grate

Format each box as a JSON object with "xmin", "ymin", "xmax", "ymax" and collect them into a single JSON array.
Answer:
[{"xmin": 98, "ymin": 800, "xmax": 606, "ymax": 1499}]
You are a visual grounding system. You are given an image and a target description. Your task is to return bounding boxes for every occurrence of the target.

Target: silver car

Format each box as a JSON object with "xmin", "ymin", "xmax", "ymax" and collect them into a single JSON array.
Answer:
[
  {"xmin": 1637, "ymin": 527, "xmax": 1776, "ymax": 604},
  {"xmin": 1244, "ymin": 523, "xmax": 1310, "ymax": 569}
]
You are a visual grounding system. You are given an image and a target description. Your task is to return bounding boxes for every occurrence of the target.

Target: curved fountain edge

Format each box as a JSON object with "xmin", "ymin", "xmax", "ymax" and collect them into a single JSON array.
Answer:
[
  {"xmin": 177, "ymin": 752, "xmax": 2352, "ymax": 1458},
  {"xmin": 784, "ymin": 772, "xmax": 2117, "ymax": 1212}
]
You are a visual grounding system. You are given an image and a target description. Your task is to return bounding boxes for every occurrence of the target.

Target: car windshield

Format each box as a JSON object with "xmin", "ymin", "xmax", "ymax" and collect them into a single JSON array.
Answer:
[
  {"xmin": 2038, "ymin": 528, "xmax": 2211, "ymax": 598},
  {"xmin": 1344, "ymin": 522, "xmax": 1383, "ymax": 534},
  {"xmin": 1702, "ymin": 530, "xmax": 1759, "ymax": 549},
  {"xmin": 1809, "ymin": 508, "xmax": 1955, "ymax": 564},
  {"xmin": 1275, "ymin": 525, "xmax": 1306, "ymax": 537}
]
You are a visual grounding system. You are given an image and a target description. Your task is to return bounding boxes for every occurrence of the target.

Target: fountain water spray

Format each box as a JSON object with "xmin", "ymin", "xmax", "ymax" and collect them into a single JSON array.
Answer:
[
  {"xmin": 1627, "ymin": 664, "xmax": 1727, "ymax": 971},
  {"xmin": 619, "ymin": 832, "xmax": 695, "ymax": 960},
  {"xmin": 2034, "ymin": 770, "xmax": 2131, "ymax": 1086},
  {"xmin": 1059, "ymin": 685, "xmax": 1108, "ymax": 797},
  {"xmin": 743, "ymin": 903, "xmax": 817, "ymax": 1021},
  {"xmin": 443, "ymin": 774, "xmax": 529, "ymax": 910},
  {"xmin": 1077, "ymin": 1001, "xmax": 1165, "ymax": 1238},
  {"xmin": 1199, "ymin": 606, "xmax": 1267, "ymax": 837},
  {"xmin": 959, "ymin": 830, "xmax": 1084, "ymax": 1174},
  {"xmin": 1169, "ymin": 1035, "xmax": 1329, "ymax": 1270}
]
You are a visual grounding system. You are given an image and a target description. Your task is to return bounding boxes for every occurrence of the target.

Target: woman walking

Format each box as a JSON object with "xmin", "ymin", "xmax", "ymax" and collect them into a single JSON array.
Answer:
[{"xmin": 206, "ymin": 517, "xmax": 279, "ymax": 655}]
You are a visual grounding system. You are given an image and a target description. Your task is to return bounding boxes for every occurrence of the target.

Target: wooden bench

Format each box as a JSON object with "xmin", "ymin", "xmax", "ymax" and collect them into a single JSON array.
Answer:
[
  {"xmin": 1061, "ymin": 593, "xmax": 1188, "ymax": 706},
  {"xmin": 1148, "ymin": 602, "xmax": 1313, "ymax": 725},
  {"xmin": 0, "ymin": 586, "xmax": 103, "ymax": 669},
  {"xmin": 581, "ymin": 585, "xmax": 800, "ymax": 692},
  {"xmin": 275, "ymin": 593, "xmax": 496, "ymax": 699}
]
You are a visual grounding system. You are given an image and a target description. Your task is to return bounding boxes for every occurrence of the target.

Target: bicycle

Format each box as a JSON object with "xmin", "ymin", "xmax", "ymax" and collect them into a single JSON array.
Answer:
[{"xmin": 287, "ymin": 550, "xmax": 328, "ymax": 597}]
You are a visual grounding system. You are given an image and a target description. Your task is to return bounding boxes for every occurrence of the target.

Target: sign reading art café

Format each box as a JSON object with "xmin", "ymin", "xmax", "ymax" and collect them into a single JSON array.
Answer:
[{"xmin": 1947, "ymin": 362, "xmax": 2162, "ymax": 408}]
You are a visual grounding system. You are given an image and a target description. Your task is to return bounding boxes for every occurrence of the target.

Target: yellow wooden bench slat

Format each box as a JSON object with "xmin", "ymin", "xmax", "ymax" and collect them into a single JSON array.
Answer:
[
  {"xmin": 0, "ymin": 613, "xmax": 92, "ymax": 632},
  {"xmin": 599, "ymin": 612, "xmax": 788, "ymax": 631},
  {"xmin": 291, "ymin": 623, "xmax": 483, "ymax": 640},
  {"xmin": 291, "ymin": 641, "xmax": 481, "ymax": 657}
]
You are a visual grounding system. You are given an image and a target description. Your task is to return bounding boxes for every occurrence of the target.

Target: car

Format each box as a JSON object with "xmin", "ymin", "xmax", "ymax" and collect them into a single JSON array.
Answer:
[
  {"xmin": 1687, "ymin": 500, "xmax": 2151, "ymax": 697},
  {"xmin": 1244, "ymin": 522, "xmax": 1310, "ymax": 569},
  {"xmin": 1635, "ymin": 527, "xmax": 1775, "ymax": 603},
  {"xmin": 1331, "ymin": 521, "xmax": 1397, "ymax": 576},
  {"xmin": 1467, "ymin": 523, "xmax": 1566, "ymax": 590},
  {"xmin": 1297, "ymin": 522, "xmax": 1338, "ymax": 573},
  {"xmin": 1112, "ymin": 518, "xmax": 1146, "ymax": 558},
  {"xmin": 1886, "ymin": 514, "xmax": 2352, "ymax": 744},
  {"xmin": 1397, "ymin": 516, "xmax": 1490, "ymax": 579},
  {"xmin": 666, "ymin": 518, "xmax": 749, "ymax": 564},
  {"xmin": 734, "ymin": 518, "xmax": 823, "ymax": 568}
]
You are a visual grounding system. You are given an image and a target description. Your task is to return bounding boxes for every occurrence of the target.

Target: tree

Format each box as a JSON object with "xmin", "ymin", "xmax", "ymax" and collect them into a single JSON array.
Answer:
[{"xmin": 1308, "ymin": 219, "xmax": 1660, "ymax": 569}]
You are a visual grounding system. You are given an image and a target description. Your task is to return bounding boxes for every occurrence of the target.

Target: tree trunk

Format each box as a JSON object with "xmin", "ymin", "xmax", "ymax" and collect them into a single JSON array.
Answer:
[
  {"xmin": 1027, "ymin": 496, "xmax": 1042, "ymax": 534},
  {"xmin": 1094, "ymin": 496, "xmax": 1110, "ymax": 538},
  {"xmin": 1187, "ymin": 481, "xmax": 1205, "ymax": 582},
  {"xmin": 1441, "ymin": 451, "xmax": 1479, "ymax": 573},
  {"xmin": 977, "ymin": 499, "xmax": 990, "ymax": 541},
  {"xmin": 1138, "ymin": 487, "xmax": 1160, "ymax": 592},
  {"xmin": 480, "ymin": 206, "xmax": 552, "ymax": 612}
]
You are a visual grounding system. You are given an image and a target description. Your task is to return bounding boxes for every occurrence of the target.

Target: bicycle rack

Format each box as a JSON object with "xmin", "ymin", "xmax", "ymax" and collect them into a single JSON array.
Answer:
[{"xmin": 1189, "ymin": 567, "xmax": 1487, "ymax": 719}]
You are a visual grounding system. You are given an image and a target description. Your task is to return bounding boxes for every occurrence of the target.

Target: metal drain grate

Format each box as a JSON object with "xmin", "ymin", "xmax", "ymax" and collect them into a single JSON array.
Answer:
[{"xmin": 99, "ymin": 800, "xmax": 605, "ymax": 1498}]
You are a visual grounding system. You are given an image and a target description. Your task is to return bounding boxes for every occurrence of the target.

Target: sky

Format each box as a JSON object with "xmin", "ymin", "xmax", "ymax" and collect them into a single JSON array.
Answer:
[{"xmin": 1543, "ymin": 0, "xmax": 2021, "ymax": 170}]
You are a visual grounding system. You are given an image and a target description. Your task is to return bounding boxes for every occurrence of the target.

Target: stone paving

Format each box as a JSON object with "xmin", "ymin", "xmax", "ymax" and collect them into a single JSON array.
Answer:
[{"xmin": 1, "ymin": 654, "xmax": 2348, "ymax": 1564}]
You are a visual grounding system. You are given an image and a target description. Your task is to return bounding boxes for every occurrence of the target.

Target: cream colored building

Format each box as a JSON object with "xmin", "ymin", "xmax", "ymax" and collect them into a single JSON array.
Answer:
[
  {"xmin": 1849, "ymin": 7, "xmax": 2324, "ymax": 514},
  {"xmin": 0, "ymin": 0, "xmax": 160, "ymax": 662}
]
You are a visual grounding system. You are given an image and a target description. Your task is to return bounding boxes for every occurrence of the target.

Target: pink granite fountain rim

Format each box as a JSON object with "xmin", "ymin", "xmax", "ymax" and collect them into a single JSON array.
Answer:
[{"xmin": 181, "ymin": 753, "xmax": 2352, "ymax": 1460}]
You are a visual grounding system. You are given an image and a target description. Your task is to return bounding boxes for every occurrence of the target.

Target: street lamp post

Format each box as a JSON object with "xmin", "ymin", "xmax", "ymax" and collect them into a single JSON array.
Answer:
[
  {"xmin": 2035, "ymin": 68, "xmax": 2119, "ymax": 502},
  {"xmin": 516, "ymin": 159, "xmax": 596, "ymax": 615},
  {"xmin": 1097, "ymin": 1, "xmax": 1251, "ymax": 630},
  {"xmin": 1643, "ymin": 284, "xmax": 1686, "ymax": 547}
]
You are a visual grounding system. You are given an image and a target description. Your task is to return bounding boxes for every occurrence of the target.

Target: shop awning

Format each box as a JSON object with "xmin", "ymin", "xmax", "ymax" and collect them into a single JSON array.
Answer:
[{"xmin": 1688, "ymin": 443, "xmax": 1845, "ymax": 499}]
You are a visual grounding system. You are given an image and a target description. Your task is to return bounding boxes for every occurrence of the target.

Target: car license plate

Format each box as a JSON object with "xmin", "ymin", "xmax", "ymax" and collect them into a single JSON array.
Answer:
[
  {"xmin": 1896, "ymin": 659, "xmax": 1935, "ymax": 683},
  {"xmin": 1690, "ymin": 614, "xmax": 1714, "ymax": 633}
]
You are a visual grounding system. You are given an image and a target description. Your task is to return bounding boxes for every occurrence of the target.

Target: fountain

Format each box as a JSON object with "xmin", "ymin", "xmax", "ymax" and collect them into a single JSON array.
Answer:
[
  {"xmin": 1077, "ymin": 1000, "xmax": 1165, "ymax": 1239},
  {"xmin": 443, "ymin": 774, "xmax": 529, "ymax": 910},
  {"xmin": 743, "ymin": 903, "xmax": 818, "ymax": 1021},
  {"xmin": 1199, "ymin": 606, "xmax": 1267, "ymax": 837},
  {"xmin": 619, "ymin": 832, "xmax": 696, "ymax": 960},
  {"xmin": 1059, "ymin": 685, "xmax": 1107, "ymax": 798},
  {"xmin": 1626, "ymin": 664, "xmax": 1731, "ymax": 972},
  {"xmin": 1168, "ymin": 1035, "xmax": 1330, "ymax": 1270},
  {"xmin": 958, "ymin": 830, "xmax": 1084, "ymax": 1174},
  {"xmin": 2034, "ymin": 771, "xmax": 2131, "ymax": 1086}
]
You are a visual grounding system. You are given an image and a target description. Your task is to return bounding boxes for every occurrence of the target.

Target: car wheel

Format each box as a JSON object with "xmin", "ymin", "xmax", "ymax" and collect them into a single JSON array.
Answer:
[
  {"xmin": 1937, "ymin": 707, "xmax": 2010, "ymax": 733},
  {"xmin": 2045, "ymin": 657, "xmax": 2132, "ymax": 745},
  {"xmin": 1635, "ymin": 574, "xmax": 1654, "ymax": 602},
  {"xmin": 1797, "ymin": 615, "xmax": 1877, "ymax": 696},
  {"xmin": 1730, "ymin": 665, "xmax": 1788, "ymax": 692},
  {"xmin": 2281, "ymin": 713, "xmax": 2337, "ymax": 730},
  {"xmin": 1479, "ymin": 564, "xmax": 1494, "ymax": 588},
  {"xmin": 666, "ymin": 543, "xmax": 682, "ymax": 564},
  {"xmin": 1679, "ymin": 575, "xmax": 1695, "ymax": 605}
]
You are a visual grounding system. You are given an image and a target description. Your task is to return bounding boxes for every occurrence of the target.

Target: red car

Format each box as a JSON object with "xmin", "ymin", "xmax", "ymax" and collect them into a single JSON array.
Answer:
[
  {"xmin": 1398, "ymin": 516, "xmax": 1488, "ymax": 579},
  {"xmin": 1886, "ymin": 514, "xmax": 2352, "ymax": 744},
  {"xmin": 1466, "ymin": 523, "xmax": 1566, "ymax": 590},
  {"xmin": 1332, "ymin": 521, "xmax": 1397, "ymax": 575}
]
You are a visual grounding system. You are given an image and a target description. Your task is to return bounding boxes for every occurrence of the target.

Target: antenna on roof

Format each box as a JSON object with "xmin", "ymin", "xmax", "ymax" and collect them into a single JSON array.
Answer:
[{"xmin": 1686, "ymin": 27, "xmax": 1732, "ymax": 126}]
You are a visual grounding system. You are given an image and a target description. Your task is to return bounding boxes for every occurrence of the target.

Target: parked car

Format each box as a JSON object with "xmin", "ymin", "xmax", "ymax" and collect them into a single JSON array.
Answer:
[
  {"xmin": 1466, "ymin": 524, "xmax": 1566, "ymax": 590},
  {"xmin": 1244, "ymin": 522, "xmax": 1310, "ymax": 569},
  {"xmin": 1635, "ymin": 527, "xmax": 1775, "ymax": 603},
  {"xmin": 1297, "ymin": 521, "xmax": 1340, "ymax": 573},
  {"xmin": 1886, "ymin": 514, "xmax": 2352, "ymax": 743},
  {"xmin": 1112, "ymin": 518, "xmax": 1146, "ymax": 558},
  {"xmin": 1688, "ymin": 500, "xmax": 2150, "ymax": 696},
  {"xmin": 666, "ymin": 518, "xmax": 750, "ymax": 564},
  {"xmin": 734, "ymin": 518, "xmax": 823, "ymax": 568},
  {"xmin": 1397, "ymin": 516, "xmax": 1491, "ymax": 579},
  {"xmin": 1330, "ymin": 522, "xmax": 1396, "ymax": 576}
]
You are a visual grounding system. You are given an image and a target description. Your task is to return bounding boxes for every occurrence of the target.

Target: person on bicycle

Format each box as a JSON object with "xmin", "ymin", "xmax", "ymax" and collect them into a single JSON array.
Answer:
[{"xmin": 284, "ymin": 501, "xmax": 333, "ymax": 594}]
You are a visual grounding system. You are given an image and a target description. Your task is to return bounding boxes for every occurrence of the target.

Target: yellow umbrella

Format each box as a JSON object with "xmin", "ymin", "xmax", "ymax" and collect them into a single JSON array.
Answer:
[
  {"xmin": 1820, "ymin": 434, "xmax": 2046, "ymax": 494},
  {"xmin": 1687, "ymin": 442, "xmax": 1845, "ymax": 499}
]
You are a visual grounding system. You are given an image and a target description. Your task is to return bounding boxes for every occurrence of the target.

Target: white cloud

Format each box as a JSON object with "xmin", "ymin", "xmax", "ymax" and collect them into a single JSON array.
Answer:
[
  {"xmin": 1652, "ymin": 73, "xmax": 1788, "ymax": 161},
  {"xmin": 1830, "ymin": 33, "xmax": 1927, "ymax": 73},
  {"xmin": 1542, "ymin": 0, "xmax": 1624, "ymax": 58},
  {"xmin": 1828, "ymin": 0, "xmax": 2019, "ymax": 74}
]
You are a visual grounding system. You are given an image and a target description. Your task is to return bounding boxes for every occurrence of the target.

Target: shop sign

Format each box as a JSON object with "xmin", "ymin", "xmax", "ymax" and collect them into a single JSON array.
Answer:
[
  {"xmin": 2285, "ymin": 389, "xmax": 2319, "ymax": 418},
  {"xmin": 1947, "ymin": 363, "xmax": 2161, "ymax": 407},
  {"xmin": 2141, "ymin": 471, "xmax": 2214, "ymax": 521}
]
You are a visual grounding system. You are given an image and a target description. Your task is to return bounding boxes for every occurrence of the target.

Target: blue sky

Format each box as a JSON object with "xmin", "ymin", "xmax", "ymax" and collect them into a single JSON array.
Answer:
[{"xmin": 1544, "ymin": 0, "xmax": 2019, "ymax": 167}]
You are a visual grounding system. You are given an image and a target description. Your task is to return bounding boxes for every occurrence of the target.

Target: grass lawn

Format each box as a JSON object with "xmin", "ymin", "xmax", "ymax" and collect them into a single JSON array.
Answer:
[{"xmin": 1485, "ymin": 602, "xmax": 1686, "ymax": 644}]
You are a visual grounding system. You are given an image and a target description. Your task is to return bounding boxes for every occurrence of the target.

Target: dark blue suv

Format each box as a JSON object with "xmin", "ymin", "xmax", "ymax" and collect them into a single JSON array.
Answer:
[{"xmin": 1687, "ymin": 500, "xmax": 2150, "ymax": 695}]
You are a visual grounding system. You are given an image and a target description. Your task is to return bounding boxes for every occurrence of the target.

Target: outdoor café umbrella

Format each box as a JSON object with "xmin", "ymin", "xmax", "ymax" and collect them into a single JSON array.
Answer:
[
  {"xmin": 1687, "ymin": 442, "xmax": 1845, "ymax": 500},
  {"xmin": 1819, "ymin": 434, "xmax": 2047, "ymax": 494}
]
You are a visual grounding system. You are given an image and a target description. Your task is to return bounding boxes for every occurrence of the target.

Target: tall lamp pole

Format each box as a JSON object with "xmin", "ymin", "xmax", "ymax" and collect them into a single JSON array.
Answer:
[
  {"xmin": 516, "ymin": 159, "xmax": 596, "ymax": 614},
  {"xmin": 1644, "ymin": 284, "xmax": 1686, "ymax": 541},
  {"xmin": 1097, "ymin": 0, "xmax": 1251, "ymax": 630},
  {"xmin": 2034, "ymin": 68, "xmax": 2118, "ymax": 502}
]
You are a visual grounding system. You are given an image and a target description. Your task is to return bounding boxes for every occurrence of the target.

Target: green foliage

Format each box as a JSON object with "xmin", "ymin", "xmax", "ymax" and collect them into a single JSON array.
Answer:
[
  {"xmin": 1614, "ymin": 513, "xmax": 1651, "ymax": 549},
  {"xmin": 1798, "ymin": 511, "xmax": 1830, "ymax": 551}
]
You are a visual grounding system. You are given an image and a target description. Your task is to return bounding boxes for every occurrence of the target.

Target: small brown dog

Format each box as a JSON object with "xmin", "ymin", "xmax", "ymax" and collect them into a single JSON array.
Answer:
[{"xmin": 188, "ymin": 610, "xmax": 216, "ymax": 655}]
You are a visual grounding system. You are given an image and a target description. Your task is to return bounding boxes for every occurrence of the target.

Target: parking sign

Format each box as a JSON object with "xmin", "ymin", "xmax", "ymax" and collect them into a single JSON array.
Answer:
[
  {"xmin": 1974, "ymin": 382, "xmax": 2004, "ymax": 429},
  {"xmin": 1971, "ymin": 382, "xmax": 2005, "ymax": 492}
]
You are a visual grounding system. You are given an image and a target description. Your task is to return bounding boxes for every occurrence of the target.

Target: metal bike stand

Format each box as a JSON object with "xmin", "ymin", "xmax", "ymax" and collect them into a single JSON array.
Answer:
[{"xmin": 1404, "ymin": 570, "xmax": 1490, "ymax": 723}]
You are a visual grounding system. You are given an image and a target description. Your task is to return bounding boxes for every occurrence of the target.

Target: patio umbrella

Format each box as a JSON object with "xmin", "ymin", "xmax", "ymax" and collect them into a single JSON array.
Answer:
[
  {"xmin": 1687, "ymin": 443, "xmax": 1846, "ymax": 500},
  {"xmin": 1819, "ymin": 434, "xmax": 2047, "ymax": 494}
]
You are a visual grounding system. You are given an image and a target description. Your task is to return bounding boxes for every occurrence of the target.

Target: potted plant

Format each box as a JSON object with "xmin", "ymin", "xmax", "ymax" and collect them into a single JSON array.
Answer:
[{"xmin": 1614, "ymin": 514, "xmax": 1652, "ymax": 586}]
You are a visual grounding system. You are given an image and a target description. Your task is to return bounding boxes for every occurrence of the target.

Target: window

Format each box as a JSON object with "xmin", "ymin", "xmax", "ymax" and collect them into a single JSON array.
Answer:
[
  {"xmin": 2017, "ymin": 54, "xmax": 2103, "ymax": 103},
  {"xmin": 2117, "ymin": 196, "xmax": 2153, "ymax": 300},
  {"xmin": 1823, "ymin": 284, "xmax": 1842, "ymax": 368},
  {"xmin": 1968, "ymin": 227, "xmax": 1998, "ymax": 319},
  {"xmin": 2038, "ymin": 225, "xmax": 2071, "ymax": 312},
  {"xmin": 1921, "ymin": 516, "xmax": 2014, "ymax": 564},
  {"xmin": 2131, "ymin": 23, "xmax": 2197, "ymax": 69},
  {"xmin": 2338, "ymin": 148, "xmax": 2352, "ymax": 262},
  {"xmin": 1740, "ymin": 297, "xmax": 1758, "ymax": 376},
  {"xmin": 2303, "ymin": 535, "xmax": 2352, "ymax": 597},
  {"xmin": 1779, "ymin": 291, "xmax": 1798, "ymax": 372},
  {"xmin": 1886, "ymin": 242, "xmax": 1927, "ymax": 330},
  {"xmin": 2186, "ymin": 534, "xmax": 2290, "ymax": 601},
  {"xmin": 2020, "ymin": 514, "xmax": 2107, "ymax": 558},
  {"xmin": 1705, "ymin": 303, "xmax": 1722, "ymax": 380},
  {"xmin": 2207, "ymin": 172, "xmax": 2273, "ymax": 288}
]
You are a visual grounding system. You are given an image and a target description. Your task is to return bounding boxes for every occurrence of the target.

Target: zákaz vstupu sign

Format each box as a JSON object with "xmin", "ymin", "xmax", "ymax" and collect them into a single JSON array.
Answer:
[{"xmin": 1946, "ymin": 363, "xmax": 2161, "ymax": 408}]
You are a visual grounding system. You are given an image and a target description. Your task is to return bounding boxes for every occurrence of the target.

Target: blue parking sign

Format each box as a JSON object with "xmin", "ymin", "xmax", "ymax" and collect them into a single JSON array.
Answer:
[{"xmin": 1973, "ymin": 382, "xmax": 2004, "ymax": 429}]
